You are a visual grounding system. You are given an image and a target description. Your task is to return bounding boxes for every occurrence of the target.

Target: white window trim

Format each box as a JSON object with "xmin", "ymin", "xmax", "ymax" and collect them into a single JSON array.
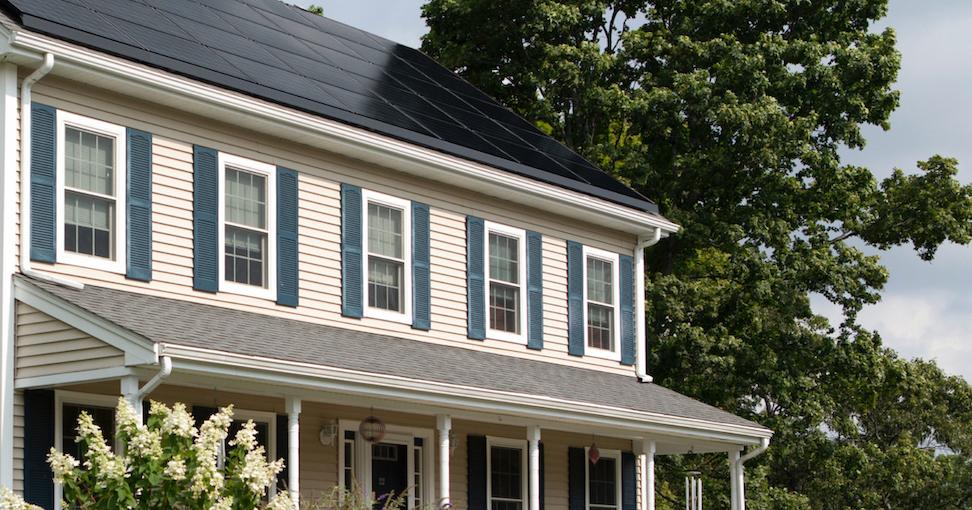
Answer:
[
  {"xmin": 55, "ymin": 111, "xmax": 128, "ymax": 274},
  {"xmin": 582, "ymin": 246, "xmax": 622, "ymax": 362},
  {"xmin": 361, "ymin": 189, "xmax": 412, "ymax": 324},
  {"xmin": 338, "ymin": 419, "xmax": 434, "ymax": 510},
  {"xmin": 217, "ymin": 152, "xmax": 277, "ymax": 300},
  {"xmin": 228, "ymin": 408, "xmax": 277, "ymax": 462},
  {"xmin": 54, "ymin": 390, "xmax": 121, "ymax": 510},
  {"xmin": 483, "ymin": 221, "xmax": 528, "ymax": 344},
  {"xmin": 584, "ymin": 447, "xmax": 623, "ymax": 510},
  {"xmin": 486, "ymin": 436, "xmax": 529, "ymax": 510}
]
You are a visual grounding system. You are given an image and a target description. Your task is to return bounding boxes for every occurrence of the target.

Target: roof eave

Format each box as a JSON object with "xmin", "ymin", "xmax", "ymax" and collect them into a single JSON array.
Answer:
[{"xmin": 3, "ymin": 27, "xmax": 679, "ymax": 238}]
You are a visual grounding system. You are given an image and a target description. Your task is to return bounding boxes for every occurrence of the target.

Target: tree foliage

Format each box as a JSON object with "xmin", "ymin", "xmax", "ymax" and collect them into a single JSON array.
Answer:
[{"xmin": 422, "ymin": 1, "xmax": 972, "ymax": 507}]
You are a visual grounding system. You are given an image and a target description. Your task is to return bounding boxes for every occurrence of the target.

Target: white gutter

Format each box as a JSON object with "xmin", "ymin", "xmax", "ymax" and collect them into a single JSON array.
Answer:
[
  {"xmin": 136, "ymin": 355, "xmax": 172, "ymax": 405},
  {"xmin": 739, "ymin": 436, "xmax": 769, "ymax": 463},
  {"xmin": 18, "ymin": 53, "xmax": 83, "ymax": 290},
  {"xmin": 635, "ymin": 227, "xmax": 663, "ymax": 382}
]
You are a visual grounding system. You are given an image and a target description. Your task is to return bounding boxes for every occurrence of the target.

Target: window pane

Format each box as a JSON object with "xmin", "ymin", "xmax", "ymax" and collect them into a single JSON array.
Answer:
[
  {"xmin": 589, "ymin": 457, "xmax": 617, "ymax": 507},
  {"xmin": 62, "ymin": 404, "xmax": 115, "ymax": 463},
  {"xmin": 225, "ymin": 168, "xmax": 267, "ymax": 229},
  {"xmin": 64, "ymin": 191, "xmax": 113, "ymax": 259},
  {"xmin": 65, "ymin": 127, "xmax": 114, "ymax": 196},
  {"xmin": 587, "ymin": 303, "xmax": 614, "ymax": 351},
  {"xmin": 490, "ymin": 283, "xmax": 519, "ymax": 333},
  {"xmin": 368, "ymin": 202, "xmax": 403, "ymax": 259},
  {"xmin": 587, "ymin": 258, "xmax": 613, "ymax": 305},
  {"xmin": 368, "ymin": 257, "xmax": 404, "ymax": 312},
  {"xmin": 489, "ymin": 233, "xmax": 518, "ymax": 284},
  {"xmin": 490, "ymin": 446, "xmax": 523, "ymax": 510},
  {"xmin": 224, "ymin": 225, "xmax": 267, "ymax": 287}
]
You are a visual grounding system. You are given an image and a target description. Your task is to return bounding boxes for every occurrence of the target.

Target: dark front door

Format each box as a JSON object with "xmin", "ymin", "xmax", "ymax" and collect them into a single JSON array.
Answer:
[{"xmin": 372, "ymin": 442, "xmax": 408, "ymax": 509}]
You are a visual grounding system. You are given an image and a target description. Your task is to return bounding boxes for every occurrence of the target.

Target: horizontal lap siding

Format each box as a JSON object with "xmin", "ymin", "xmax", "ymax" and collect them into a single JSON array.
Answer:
[
  {"xmin": 13, "ymin": 390, "xmax": 24, "ymax": 494},
  {"xmin": 28, "ymin": 80, "xmax": 635, "ymax": 375},
  {"xmin": 14, "ymin": 303, "xmax": 125, "ymax": 379}
]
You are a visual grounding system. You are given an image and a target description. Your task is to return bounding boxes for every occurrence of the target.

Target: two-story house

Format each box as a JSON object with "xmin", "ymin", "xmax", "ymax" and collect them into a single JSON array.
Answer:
[{"xmin": 0, "ymin": 1, "xmax": 771, "ymax": 509}]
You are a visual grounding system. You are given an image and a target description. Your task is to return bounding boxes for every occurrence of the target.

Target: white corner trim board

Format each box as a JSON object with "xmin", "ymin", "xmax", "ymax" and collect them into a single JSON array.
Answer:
[{"xmin": 2, "ymin": 28, "xmax": 679, "ymax": 238}]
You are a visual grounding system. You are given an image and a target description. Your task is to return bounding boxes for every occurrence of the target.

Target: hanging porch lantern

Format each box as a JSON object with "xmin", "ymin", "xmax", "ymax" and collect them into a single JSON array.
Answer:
[
  {"xmin": 588, "ymin": 442, "xmax": 601, "ymax": 465},
  {"xmin": 359, "ymin": 415, "xmax": 386, "ymax": 443}
]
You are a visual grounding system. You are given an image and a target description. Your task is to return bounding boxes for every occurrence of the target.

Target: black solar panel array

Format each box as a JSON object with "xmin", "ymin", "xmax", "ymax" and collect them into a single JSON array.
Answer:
[{"xmin": 1, "ymin": 0, "xmax": 658, "ymax": 213}]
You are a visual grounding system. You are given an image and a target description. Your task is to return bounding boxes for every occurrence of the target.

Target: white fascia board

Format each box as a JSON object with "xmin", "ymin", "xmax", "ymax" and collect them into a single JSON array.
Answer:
[
  {"xmin": 13, "ymin": 278, "xmax": 158, "ymax": 366},
  {"xmin": 6, "ymin": 30, "xmax": 679, "ymax": 237},
  {"xmin": 14, "ymin": 366, "xmax": 138, "ymax": 389},
  {"xmin": 160, "ymin": 343, "xmax": 772, "ymax": 445}
]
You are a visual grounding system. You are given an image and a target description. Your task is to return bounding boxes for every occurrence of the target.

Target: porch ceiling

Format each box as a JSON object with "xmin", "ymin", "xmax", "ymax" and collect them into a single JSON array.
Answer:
[{"xmin": 14, "ymin": 274, "xmax": 770, "ymax": 448}]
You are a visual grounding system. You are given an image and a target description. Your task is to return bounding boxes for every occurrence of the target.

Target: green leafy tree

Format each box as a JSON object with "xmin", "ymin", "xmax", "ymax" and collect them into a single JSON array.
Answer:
[{"xmin": 422, "ymin": 1, "xmax": 972, "ymax": 508}]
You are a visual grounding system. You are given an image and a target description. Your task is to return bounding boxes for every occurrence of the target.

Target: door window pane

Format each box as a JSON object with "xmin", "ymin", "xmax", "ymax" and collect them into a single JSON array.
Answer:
[
  {"xmin": 490, "ymin": 446, "xmax": 523, "ymax": 510},
  {"xmin": 589, "ymin": 457, "xmax": 617, "ymax": 509}
]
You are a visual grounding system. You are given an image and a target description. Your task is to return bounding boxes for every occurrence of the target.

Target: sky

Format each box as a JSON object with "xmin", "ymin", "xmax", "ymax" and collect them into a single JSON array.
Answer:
[{"xmin": 297, "ymin": 0, "xmax": 972, "ymax": 381}]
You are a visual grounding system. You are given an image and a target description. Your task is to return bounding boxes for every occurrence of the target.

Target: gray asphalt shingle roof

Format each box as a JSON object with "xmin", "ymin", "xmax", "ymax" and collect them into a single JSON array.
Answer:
[{"xmin": 21, "ymin": 275, "xmax": 766, "ymax": 431}]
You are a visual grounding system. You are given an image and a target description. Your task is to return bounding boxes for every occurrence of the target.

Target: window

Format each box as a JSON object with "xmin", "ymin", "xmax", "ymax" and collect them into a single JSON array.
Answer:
[
  {"xmin": 343, "ymin": 432, "xmax": 356, "ymax": 492},
  {"xmin": 362, "ymin": 190, "xmax": 411, "ymax": 321},
  {"xmin": 487, "ymin": 438, "xmax": 528, "ymax": 510},
  {"xmin": 218, "ymin": 153, "xmax": 276, "ymax": 299},
  {"xmin": 56, "ymin": 111, "xmax": 127, "ymax": 273},
  {"xmin": 54, "ymin": 391, "xmax": 120, "ymax": 510},
  {"xmin": 221, "ymin": 409, "xmax": 276, "ymax": 497},
  {"xmin": 585, "ymin": 449, "xmax": 621, "ymax": 510},
  {"xmin": 485, "ymin": 222, "xmax": 527, "ymax": 343},
  {"xmin": 583, "ymin": 247, "xmax": 621, "ymax": 361},
  {"xmin": 413, "ymin": 441, "xmax": 424, "ymax": 509}
]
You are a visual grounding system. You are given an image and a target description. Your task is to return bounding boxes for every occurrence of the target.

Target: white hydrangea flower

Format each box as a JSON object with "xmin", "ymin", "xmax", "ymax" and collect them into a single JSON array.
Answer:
[
  {"xmin": 210, "ymin": 495, "xmax": 234, "ymax": 510},
  {"xmin": 115, "ymin": 396, "xmax": 139, "ymax": 435},
  {"xmin": 164, "ymin": 457, "xmax": 188, "ymax": 481},
  {"xmin": 163, "ymin": 402, "xmax": 196, "ymax": 438},
  {"xmin": 47, "ymin": 448, "xmax": 80, "ymax": 484},
  {"xmin": 0, "ymin": 487, "xmax": 42, "ymax": 510},
  {"xmin": 127, "ymin": 428, "xmax": 163, "ymax": 459},
  {"xmin": 266, "ymin": 492, "xmax": 294, "ymax": 510}
]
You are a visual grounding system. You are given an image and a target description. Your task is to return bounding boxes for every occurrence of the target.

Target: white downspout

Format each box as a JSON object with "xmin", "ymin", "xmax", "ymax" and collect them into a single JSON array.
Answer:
[
  {"xmin": 19, "ymin": 53, "xmax": 83, "ymax": 290},
  {"xmin": 635, "ymin": 227, "xmax": 662, "ymax": 382},
  {"xmin": 735, "ymin": 438, "xmax": 770, "ymax": 510},
  {"xmin": 121, "ymin": 356, "xmax": 172, "ymax": 423}
]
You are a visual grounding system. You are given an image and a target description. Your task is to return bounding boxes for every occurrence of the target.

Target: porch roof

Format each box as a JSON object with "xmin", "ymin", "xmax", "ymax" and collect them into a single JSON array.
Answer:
[{"xmin": 17, "ymin": 275, "xmax": 769, "ymax": 435}]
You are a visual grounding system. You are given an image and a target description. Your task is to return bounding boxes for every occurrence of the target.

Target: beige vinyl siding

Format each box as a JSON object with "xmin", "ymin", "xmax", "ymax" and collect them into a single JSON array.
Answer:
[
  {"xmin": 27, "ymin": 77, "xmax": 636, "ymax": 375},
  {"xmin": 13, "ymin": 389, "xmax": 24, "ymax": 494},
  {"xmin": 60, "ymin": 383, "xmax": 638, "ymax": 510},
  {"xmin": 14, "ymin": 302, "xmax": 125, "ymax": 379}
]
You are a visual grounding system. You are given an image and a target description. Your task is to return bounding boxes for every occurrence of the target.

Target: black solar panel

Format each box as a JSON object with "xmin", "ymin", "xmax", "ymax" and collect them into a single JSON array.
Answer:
[{"xmin": 0, "ymin": 0, "xmax": 658, "ymax": 213}]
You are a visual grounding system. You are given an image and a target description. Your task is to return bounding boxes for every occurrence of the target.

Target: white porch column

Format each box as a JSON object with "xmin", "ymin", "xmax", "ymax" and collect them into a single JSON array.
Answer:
[
  {"xmin": 120, "ymin": 375, "xmax": 141, "ymax": 422},
  {"xmin": 0, "ymin": 62, "xmax": 18, "ymax": 488},
  {"xmin": 728, "ymin": 449, "xmax": 740, "ymax": 510},
  {"xmin": 527, "ymin": 426, "xmax": 541, "ymax": 510},
  {"xmin": 286, "ymin": 397, "xmax": 301, "ymax": 508},
  {"xmin": 436, "ymin": 414, "xmax": 452, "ymax": 509},
  {"xmin": 637, "ymin": 440, "xmax": 655, "ymax": 510}
]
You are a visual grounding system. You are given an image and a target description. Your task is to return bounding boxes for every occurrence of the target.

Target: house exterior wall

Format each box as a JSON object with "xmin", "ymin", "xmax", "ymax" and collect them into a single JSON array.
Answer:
[
  {"xmin": 15, "ymin": 75, "xmax": 638, "ymax": 375},
  {"xmin": 14, "ymin": 302, "xmax": 124, "ymax": 379},
  {"xmin": 13, "ymin": 389, "xmax": 24, "ymax": 493},
  {"xmin": 25, "ymin": 382, "xmax": 637, "ymax": 510}
]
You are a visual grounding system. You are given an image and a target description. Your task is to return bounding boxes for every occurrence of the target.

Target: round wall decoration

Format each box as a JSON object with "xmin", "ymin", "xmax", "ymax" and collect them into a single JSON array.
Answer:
[{"xmin": 359, "ymin": 415, "xmax": 386, "ymax": 443}]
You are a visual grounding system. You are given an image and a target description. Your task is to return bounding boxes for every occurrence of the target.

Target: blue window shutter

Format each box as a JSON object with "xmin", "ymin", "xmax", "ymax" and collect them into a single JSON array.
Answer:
[
  {"xmin": 568, "ymin": 447, "xmax": 586, "ymax": 510},
  {"xmin": 621, "ymin": 452, "xmax": 637, "ymax": 510},
  {"xmin": 619, "ymin": 254, "xmax": 635, "ymax": 366},
  {"xmin": 466, "ymin": 216, "xmax": 485, "ymax": 339},
  {"xmin": 24, "ymin": 389, "xmax": 55, "ymax": 509},
  {"xmin": 527, "ymin": 230, "xmax": 544, "ymax": 350},
  {"xmin": 126, "ymin": 128, "xmax": 153, "ymax": 281},
  {"xmin": 467, "ymin": 435, "xmax": 487, "ymax": 510},
  {"xmin": 567, "ymin": 241, "xmax": 585, "ymax": 356},
  {"xmin": 192, "ymin": 145, "xmax": 219, "ymax": 292},
  {"xmin": 412, "ymin": 201, "xmax": 431, "ymax": 330},
  {"xmin": 30, "ymin": 103, "xmax": 56, "ymax": 263},
  {"xmin": 276, "ymin": 166, "xmax": 299, "ymax": 307},
  {"xmin": 276, "ymin": 414, "xmax": 288, "ymax": 492},
  {"xmin": 341, "ymin": 183, "xmax": 363, "ymax": 318}
]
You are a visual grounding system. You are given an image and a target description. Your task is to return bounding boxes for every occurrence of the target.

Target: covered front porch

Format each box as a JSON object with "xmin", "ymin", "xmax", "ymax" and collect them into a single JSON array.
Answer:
[{"xmin": 10, "ymin": 275, "xmax": 771, "ymax": 510}]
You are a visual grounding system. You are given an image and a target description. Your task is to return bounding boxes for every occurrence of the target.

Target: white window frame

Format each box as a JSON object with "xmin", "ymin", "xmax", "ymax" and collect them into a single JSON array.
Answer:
[
  {"xmin": 486, "ymin": 436, "xmax": 529, "ymax": 510},
  {"xmin": 338, "ymin": 419, "xmax": 434, "ymax": 509},
  {"xmin": 483, "ymin": 221, "xmax": 528, "ymax": 344},
  {"xmin": 361, "ymin": 189, "xmax": 412, "ymax": 324},
  {"xmin": 217, "ymin": 152, "xmax": 277, "ymax": 300},
  {"xmin": 582, "ymin": 246, "xmax": 621, "ymax": 361},
  {"xmin": 584, "ymin": 447, "xmax": 622, "ymax": 510},
  {"xmin": 55, "ymin": 111, "xmax": 127, "ymax": 273},
  {"xmin": 54, "ymin": 390, "xmax": 120, "ymax": 510}
]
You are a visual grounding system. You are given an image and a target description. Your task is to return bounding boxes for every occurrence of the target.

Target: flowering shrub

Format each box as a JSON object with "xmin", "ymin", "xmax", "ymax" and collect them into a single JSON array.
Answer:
[
  {"xmin": 46, "ymin": 397, "xmax": 291, "ymax": 510},
  {"xmin": 1, "ymin": 487, "xmax": 42, "ymax": 510}
]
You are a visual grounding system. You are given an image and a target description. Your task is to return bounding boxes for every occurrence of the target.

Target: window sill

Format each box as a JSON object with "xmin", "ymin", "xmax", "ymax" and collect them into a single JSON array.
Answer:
[
  {"xmin": 486, "ymin": 329, "xmax": 527, "ymax": 345},
  {"xmin": 56, "ymin": 252, "xmax": 125, "ymax": 275},
  {"xmin": 364, "ymin": 307, "xmax": 412, "ymax": 325},
  {"xmin": 220, "ymin": 280, "xmax": 276, "ymax": 301},
  {"xmin": 585, "ymin": 345, "xmax": 621, "ymax": 362}
]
